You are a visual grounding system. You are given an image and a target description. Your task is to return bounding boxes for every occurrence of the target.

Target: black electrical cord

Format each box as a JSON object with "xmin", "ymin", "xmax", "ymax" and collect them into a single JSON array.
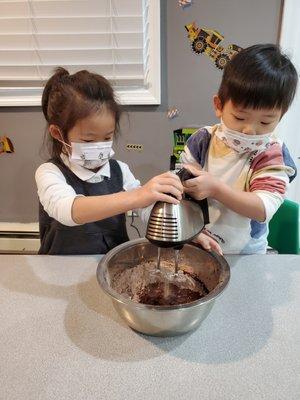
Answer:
[{"xmin": 130, "ymin": 213, "xmax": 141, "ymax": 238}]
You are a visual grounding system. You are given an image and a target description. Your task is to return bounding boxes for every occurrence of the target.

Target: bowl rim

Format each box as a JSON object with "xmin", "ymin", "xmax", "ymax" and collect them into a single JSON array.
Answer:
[{"xmin": 96, "ymin": 238, "xmax": 230, "ymax": 311}]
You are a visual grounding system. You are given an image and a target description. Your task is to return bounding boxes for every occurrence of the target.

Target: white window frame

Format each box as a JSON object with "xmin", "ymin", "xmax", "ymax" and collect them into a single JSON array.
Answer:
[
  {"xmin": 0, "ymin": 0, "xmax": 161, "ymax": 107},
  {"xmin": 277, "ymin": 0, "xmax": 300, "ymax": 203}
]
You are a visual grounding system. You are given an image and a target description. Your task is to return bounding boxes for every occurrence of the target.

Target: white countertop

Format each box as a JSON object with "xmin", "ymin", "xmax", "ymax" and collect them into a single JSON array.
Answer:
[{"xmin": 0, "ymin": 254, "xmax": 299, "ymax": 400}]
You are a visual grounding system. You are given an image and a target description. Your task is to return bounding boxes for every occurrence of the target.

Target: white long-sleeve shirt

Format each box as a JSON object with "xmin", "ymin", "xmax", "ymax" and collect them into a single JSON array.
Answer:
[{"xmin": 35, "ymin": 154, "xmax": 150, "ymax": 226}]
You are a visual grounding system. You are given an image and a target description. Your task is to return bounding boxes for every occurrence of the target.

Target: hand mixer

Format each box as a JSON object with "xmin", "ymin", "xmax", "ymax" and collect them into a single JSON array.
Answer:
[{"xmin": 146, "ymin": 167, "xmax": 210, "ymax": 274}]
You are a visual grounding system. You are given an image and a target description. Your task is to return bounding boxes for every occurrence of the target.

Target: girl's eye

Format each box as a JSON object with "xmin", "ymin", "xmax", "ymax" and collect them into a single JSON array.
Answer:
[
  {"xmin": 83, "ymin": 140, "xmax": 93, "ymax": 142},
  {"xmin": 234, "ymin": 116, "xmax": 245, "ymax": 121},
  {"xmin": 261, "ymin": 122, "xmax": 271, "ymax": 125}
]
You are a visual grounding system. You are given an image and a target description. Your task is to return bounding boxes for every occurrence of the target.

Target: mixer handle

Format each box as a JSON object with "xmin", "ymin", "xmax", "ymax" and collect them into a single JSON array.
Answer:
[
  {"xmin": 197, "ymin": 198, "xmax": 210, "ymax": 225},
  {"xmin": 176, "ymin": 167, "xmax": 210, "ymax": 225},
  {"xmin": 176, "ymin": 167, "xmax": 195, "ymax": 182}
]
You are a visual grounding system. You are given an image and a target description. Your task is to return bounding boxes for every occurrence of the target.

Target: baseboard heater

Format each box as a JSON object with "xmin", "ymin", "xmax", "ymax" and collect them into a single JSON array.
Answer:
[{"xmin": 0, "ymin": 223, "xmax": 40, "ymax": 254}]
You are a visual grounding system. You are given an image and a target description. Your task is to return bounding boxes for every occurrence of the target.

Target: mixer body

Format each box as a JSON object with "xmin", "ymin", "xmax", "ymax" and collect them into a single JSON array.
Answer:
[
  {"xmin": 146, "ymin": 198, "xmax": 209, "ymax": 247},
  {"xmin": 146, "ymin": 167, "xmax": 210, "ymax": 248}
]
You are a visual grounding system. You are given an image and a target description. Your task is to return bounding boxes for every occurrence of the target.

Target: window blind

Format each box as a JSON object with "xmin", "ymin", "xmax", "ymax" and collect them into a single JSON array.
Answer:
[{"xmin": 0, "ymin": 0, "xmax": 150, "ymax": 91}]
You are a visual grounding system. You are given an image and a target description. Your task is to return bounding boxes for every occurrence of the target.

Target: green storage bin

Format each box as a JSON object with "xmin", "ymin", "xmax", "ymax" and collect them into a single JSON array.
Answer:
[{"xmin": 268, "ymin": 199, "xmax": 300, "ymax": 254}]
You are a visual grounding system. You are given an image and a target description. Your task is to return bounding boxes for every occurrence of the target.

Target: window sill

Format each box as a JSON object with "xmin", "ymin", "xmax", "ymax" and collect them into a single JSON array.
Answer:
[{"xmin": 0, "ymin": 85, "xmax": 160, "ymax": 107}]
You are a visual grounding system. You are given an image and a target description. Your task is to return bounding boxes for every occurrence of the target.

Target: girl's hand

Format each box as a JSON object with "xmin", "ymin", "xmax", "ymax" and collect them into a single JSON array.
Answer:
[
  {"xmin": 193, "ymin": 231, "xmax": 223, "ymax": 255},
  {"xmin": 137, "ymin": 171, "xmax": 183, "ymax": 207},
  {"xmin": 183, "ymin": 163, "xmax": 219, "ymax": 200}
]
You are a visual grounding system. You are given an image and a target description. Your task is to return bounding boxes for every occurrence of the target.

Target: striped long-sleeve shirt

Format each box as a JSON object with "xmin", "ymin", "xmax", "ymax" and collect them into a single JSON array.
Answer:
[{"xmin": 181, "ymin": 124, "xmax": 297, "ymax": 254}]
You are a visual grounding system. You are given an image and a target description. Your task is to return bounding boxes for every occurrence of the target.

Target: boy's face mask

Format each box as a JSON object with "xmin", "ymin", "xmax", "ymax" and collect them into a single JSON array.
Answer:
[
  {"xmin": 216, "ymin": 119, "xmax": 274, "ymax": 154},
  {"xmin": 58, "ymin": 135, "xmax": 114, "ymax": 169}
]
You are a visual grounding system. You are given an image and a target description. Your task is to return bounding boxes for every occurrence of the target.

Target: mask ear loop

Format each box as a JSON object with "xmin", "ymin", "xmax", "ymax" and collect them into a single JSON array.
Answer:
[{"xmin": 56, "ymin": 129, "xmax": 72, "ymax": 157}]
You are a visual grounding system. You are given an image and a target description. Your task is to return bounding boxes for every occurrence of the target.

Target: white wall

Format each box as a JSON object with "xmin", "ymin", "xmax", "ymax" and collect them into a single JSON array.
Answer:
[{"xmin": 278, "ymin": 0, "xmax": 300, "ymax": 203}]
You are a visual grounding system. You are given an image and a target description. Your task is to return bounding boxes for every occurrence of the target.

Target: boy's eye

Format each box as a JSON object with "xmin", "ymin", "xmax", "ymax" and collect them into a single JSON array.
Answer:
[
  {"xmin": 261, "ymin": 122, "xmax": 271, "ymax": 125},
  {"xmin": 83, "ymin": 140, "xmax": 94, "ymax": 142},
  {"xmin": 234, "ymin": 116, "xmax": 245, "ymax": 121}
]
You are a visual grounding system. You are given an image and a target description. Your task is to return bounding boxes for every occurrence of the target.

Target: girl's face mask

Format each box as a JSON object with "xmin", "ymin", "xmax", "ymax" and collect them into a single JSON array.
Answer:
[
  {"xmin": 216, "ymin": 119, "xmax": 274, "ymax": 154},
  {"xmin": 69, "ymin": 141, "xmax": 114, "ymax": 169},
  {"xmin": 58, "ymin": 135, "xmax": 114, "ymax": 169}
]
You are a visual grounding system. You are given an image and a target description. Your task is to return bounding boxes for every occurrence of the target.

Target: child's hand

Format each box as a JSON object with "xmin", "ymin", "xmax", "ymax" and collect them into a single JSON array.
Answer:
[
  {"xmin": 183, "ymin": 164, "xmax": 219, "ymax": 200},
  {"xmin": 137, "ymin": 172, "xmax": 183, "ymax": 207},
  {"xmin": 193, "ymin": 231, "xmax": 223, "ymax": 255}
]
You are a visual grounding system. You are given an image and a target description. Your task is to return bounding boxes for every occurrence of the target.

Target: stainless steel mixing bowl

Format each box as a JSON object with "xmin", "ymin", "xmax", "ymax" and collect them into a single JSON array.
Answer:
[{"xmin": 96, "ymin": 238, "xmax": 230, "ymax": 336}]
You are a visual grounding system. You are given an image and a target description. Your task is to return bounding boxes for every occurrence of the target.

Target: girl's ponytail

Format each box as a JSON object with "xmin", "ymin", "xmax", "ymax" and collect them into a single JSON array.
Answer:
[{"xmin": 42, "ymin": 67, "xmax": 69, "ymax": 122}]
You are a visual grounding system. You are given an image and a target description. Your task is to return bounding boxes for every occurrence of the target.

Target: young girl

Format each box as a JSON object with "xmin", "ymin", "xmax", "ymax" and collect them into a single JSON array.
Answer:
[
  {"xmin": 182, "ymin": 44, "xmax": 298, "ymax": 254},
  {"xmin": 36, "ymin": 68, "xmax": 183, "ymax": 255}
]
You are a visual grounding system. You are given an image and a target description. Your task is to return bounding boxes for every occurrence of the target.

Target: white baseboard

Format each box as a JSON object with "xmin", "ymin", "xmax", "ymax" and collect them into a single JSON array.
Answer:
[
  {"xmin": 0, "ymin": 237, "xmax": 40, "ymax": 253},
  {"xmin": 0, "ymin": 222, "xmax": 39, "ymax": 253},
  {"xmin": 0, "ymin": 222, "xmax": 39, "ymax": 233}
]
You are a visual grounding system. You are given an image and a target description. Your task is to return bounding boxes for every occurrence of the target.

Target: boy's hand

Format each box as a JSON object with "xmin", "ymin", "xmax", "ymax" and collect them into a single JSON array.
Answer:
[
  {"xmin": 183, "ymin": 164, "xmax": 219, "ymax": 200},
  {"xmin": 137, "ymin": 171, "xmax": 183, "ymax": 207},
  {"xmin": 193, "ymin": 231, "xmax": 223, "ymax": 255}
]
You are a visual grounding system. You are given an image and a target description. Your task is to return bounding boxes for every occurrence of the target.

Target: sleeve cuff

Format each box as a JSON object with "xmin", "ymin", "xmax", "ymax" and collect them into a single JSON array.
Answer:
[
  {"xmin": 56, "ymin": 194, "xmax": 85, "ymax": 226},
  {"xmin": 254, "ymin": 191, "xmax": 284, "ymax": 223}
]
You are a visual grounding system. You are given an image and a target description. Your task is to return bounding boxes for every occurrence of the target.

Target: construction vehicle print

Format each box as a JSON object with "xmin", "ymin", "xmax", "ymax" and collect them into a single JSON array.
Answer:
[
  {"xmin": 185, "ymin": 22, "xmax": 242, "ymax": 69},
  {"xmin": 172, "ymin": 127, "xmax": 198, "ymax": 160},
  {"xmin": 170, "ymin": 127, "xmax": 199, "ymax": 169}
]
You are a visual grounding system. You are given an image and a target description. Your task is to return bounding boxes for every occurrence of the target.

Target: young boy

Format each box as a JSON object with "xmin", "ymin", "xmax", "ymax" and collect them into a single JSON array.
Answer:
[{"xmin": 181, "ymin": 44, "xmax": 298, "ymax": 254}]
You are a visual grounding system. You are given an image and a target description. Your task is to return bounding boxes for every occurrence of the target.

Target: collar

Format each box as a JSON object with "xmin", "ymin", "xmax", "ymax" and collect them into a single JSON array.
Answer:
[{"xmin": 60, "ymin": 153, "xmax": 111, "ymax": 181}]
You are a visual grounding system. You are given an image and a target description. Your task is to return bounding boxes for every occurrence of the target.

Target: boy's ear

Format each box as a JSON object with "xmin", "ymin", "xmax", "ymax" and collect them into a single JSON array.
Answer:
[
  {"xmin": 213, "ymin": 95, "xmax": 223, "ymax": 119},
  {"xmin": 49, "ymin": 125, "xmax": 62, "ymax": 141}
]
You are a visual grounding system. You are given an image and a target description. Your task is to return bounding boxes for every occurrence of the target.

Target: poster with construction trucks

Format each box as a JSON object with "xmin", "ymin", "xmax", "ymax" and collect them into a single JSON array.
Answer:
[{"xmin": 185, "ymin": 22, "xmax": 242, "ymax": 69}]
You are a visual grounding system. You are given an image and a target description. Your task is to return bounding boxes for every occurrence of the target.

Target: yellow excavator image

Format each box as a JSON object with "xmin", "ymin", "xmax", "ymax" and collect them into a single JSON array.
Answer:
[
  {"xmin": 0, "ymin": 136, "xmax": 14, "ymax": 154},
  {"xmin": 185, "ymin": 22, "xmax": 242, "ymax": 69}
]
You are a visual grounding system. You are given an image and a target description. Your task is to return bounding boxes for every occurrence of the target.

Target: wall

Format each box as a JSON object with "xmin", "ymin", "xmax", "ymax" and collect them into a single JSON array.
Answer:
[
  {"xmin": 0, "ymin": 0, "xmax": 282, "ymax": 223},
  {"xmin": 277, "ymin": 0, "xmax": 300, "ymax": 203}
]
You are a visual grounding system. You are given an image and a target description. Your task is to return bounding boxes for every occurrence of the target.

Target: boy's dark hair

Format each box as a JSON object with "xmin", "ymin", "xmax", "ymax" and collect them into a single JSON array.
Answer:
[
  {"xmin": 218, "ymin": 44, "xmax": 298, "ymax": 114},
  {"xmin": 42, "ymin": 67, "xmax": 122, "ymax": 158}
]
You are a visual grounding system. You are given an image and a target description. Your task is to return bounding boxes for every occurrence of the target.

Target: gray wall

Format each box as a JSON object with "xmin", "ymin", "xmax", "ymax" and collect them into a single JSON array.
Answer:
[{"xmin": 0, "ymin": 0, "xmax": 282, "ymax": 223}]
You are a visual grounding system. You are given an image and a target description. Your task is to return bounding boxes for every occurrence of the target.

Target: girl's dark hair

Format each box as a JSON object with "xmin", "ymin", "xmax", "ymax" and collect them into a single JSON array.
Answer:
[
  {"xmin": 218, "ymin": 44, "xmax": 298, "ymax": 115},
  {"xmin": 42, "ymin": 67, "xmax": 122, "ymax": 158}
]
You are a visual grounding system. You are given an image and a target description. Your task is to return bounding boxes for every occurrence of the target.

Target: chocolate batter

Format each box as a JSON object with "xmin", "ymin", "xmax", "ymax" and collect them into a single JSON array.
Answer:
[{"xmin": 111, "ymin": 259, "xmax": 209, "ymax": 306}]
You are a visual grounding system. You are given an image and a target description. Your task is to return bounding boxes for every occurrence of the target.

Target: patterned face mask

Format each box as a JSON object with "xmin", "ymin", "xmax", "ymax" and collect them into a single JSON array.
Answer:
[
  {"xmin": 69, "ymin": 141, "xmax": 114, "ymax": 169},
  {"xmin": 216, "ymin": 119, "xmax": 274, "ymax": 154},
  {"xmin": 58, "ymin": 133, "xmax": 114, "ymax": 169}
]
